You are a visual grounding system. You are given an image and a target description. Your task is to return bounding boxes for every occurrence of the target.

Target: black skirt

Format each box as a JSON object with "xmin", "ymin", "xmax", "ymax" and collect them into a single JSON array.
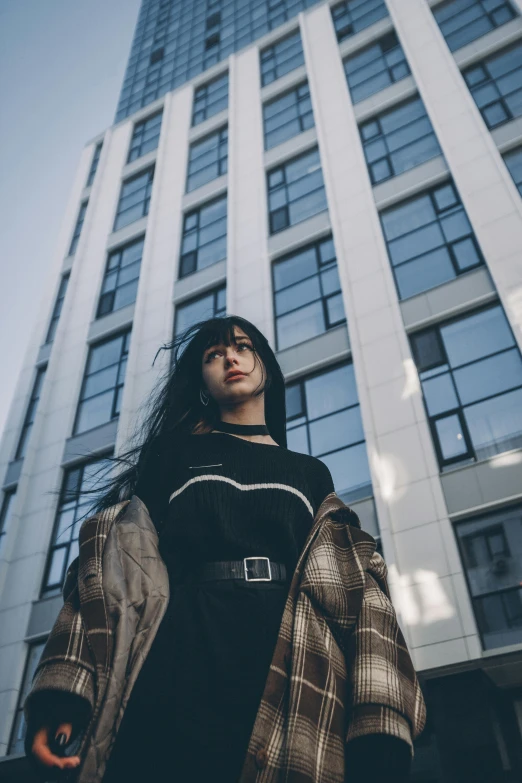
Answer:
[{"xmin": 102, "ymin": 578, "xmax": 289, "ymax": 783}]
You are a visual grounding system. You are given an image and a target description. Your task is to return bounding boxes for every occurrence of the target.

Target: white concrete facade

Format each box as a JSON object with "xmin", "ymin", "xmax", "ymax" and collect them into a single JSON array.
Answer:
[{"xmin": 1, "ymin": 0, "xmax": 522, "ymax": 770}]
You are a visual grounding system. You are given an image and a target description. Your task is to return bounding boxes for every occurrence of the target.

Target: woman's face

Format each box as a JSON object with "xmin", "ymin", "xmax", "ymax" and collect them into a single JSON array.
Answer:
[{"xmin": 201, "ymin": 325, "xmax": 265, "ymax": 408}]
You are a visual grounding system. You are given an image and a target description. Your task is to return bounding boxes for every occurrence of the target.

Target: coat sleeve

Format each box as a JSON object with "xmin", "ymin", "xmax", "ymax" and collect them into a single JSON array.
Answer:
[
  {"xmin": 23, "ymin": 554, "xmax": 96, "ymax": 752},
  {"xmin": 345, "ymin": 551, "xmax": 427, "ymax": 756}
]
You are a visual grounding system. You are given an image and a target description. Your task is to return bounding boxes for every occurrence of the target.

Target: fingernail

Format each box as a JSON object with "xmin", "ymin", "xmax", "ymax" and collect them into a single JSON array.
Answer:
[{"xmin": 56, "ymin": 733, "xmax": 67, "ymax": 746}]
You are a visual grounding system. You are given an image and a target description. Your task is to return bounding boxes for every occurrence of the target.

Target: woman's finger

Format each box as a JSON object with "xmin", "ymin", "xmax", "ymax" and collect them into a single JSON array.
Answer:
[{"xmin": 31, "ymin": 724, "xmax": 81, "ymax": 770}]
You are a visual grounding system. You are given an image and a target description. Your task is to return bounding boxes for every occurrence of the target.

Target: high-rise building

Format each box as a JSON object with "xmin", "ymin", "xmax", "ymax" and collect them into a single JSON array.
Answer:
[{"xmin": 1, "ymin": 0, "xmax": 522, "ymax": 778}]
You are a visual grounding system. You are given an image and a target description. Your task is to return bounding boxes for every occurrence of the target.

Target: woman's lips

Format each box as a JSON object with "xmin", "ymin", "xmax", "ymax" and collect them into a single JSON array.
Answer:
[{"xmin": 225, "ymin": 373, "xmax": 246, "ymax": 382}]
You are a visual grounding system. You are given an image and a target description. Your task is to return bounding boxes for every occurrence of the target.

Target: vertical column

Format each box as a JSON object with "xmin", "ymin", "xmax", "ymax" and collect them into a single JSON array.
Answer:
[
  {"xmin": 116, "ymin": 89, "xmax": 192, "ymax": 450},
  {"xmin": 227, "ymin": 48, "xmax": 274, "ymax": 343},
  {"xmin": 0, "ymin": 119, "xmax": 132, "ymax": 749},
  {"xmin": 301, "ymin": 5, "xmax": 478, "ymax": 669},
  {"xmin": 387, "ymin": 0, "xmax": 522, "ymax": 351}
]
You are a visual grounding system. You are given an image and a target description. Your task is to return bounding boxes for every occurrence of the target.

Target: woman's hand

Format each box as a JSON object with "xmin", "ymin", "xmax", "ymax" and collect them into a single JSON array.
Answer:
[{"xmin": 30, "ymin": 721, "xmax": 81, "ymax": 772}]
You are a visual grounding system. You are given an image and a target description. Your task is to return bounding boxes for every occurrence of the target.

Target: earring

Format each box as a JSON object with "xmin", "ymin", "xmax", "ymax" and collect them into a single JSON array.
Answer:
[{"xmin": 200, "ymin": 389, "xmax": 210, "ymax": 406}]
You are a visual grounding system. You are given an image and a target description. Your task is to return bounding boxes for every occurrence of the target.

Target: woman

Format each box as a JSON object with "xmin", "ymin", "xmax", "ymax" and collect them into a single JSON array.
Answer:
[{"xmin": 25, "ymin": 315, "xmax": 421, "ymax": 781}]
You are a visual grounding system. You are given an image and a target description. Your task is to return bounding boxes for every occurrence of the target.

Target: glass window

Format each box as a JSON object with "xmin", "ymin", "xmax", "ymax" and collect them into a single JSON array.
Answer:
[
  {"xmin": 69, "ymin": 200, "xmax": 88, "ymax": 256},
  {"xmin": 272, "ymin": 236, "xmax": 345, "ymax": 350},
  {"xmin": 455, "ymin": 504, "xmax": 522, "ymax": 650},
  {"xmin": 411, "ymin": 305, "xmax": 522, "ymax": 467},
  {"xmin": 286, "ymin": 362, "xmax": 372, "ymax": 501},
  {"xmin": 267, "ymin": 147, "xmax": 328, "ymax": 234},
  {"xmin": 260, "ymin": 29, "xmax": 304, "ymax": 86},
  {"xmin": 331, "ymin": 0, "xmax": 388, "ymax": 42},
  {"xmin": 503, "ymin": 146, "xmax": 522, "ymax": 195},
  {"xmin": 127, "ymin": 109, "xmax": 163, "ymax": 162},
  {"xmin": 114, "ymin": 166, "xmax": 155, "ymax": 230},
  {"xmin": 97, "ymin": 236, "xmax": 144, "ymax": 318},
  {"xmin": 186, "ymin": 126, "xmax": 228, "ymax": 192},
  {"xmin": 380, "ymin": 180, "xmax": 484, "ymax": 299},
  {"xmin": 0, "ymin": 490, "xmax": 16, "ymax": 559},
  {"xmin": 360, "ymin": 96, "xmax": 442, "ymax": 184},
  {"xmin": 463, "ymin": 42, "xmax": 522, "ymax": 129},
  {"xmin": 8, "ymin": 641, "xmax": 47, "ymax": 755},
  {"xmin": 41, "ymin": 456, "xmax": 113, "ymax": 594},
  {"xmin": 344, "ymin": 31, "xmax": 410, "ymax": 104},
  {"xmin": 15, "ymin": 367, "xmax": 47, "ymax": 461},
  {"xmin": 73, "ymin": 331, "xmax": 131, "ymax": 436},
  {"xmin": 174, "ymin": 285, "xmax": 226, "ymax": 337},
  {"xmin": 179, "ymin": 193, "xmax": 227, "ymax": 277},
  {"xmin": 263, "ymin": 81, "xmax": 314, "ymax": 149},
  {"xmin": 433, "ymin": 0, "xmax": 517, "ymax": 52},
  {"xmin": 192, "ymin": 71, "xmax": 229, "ymax": 125},
  {"xmin": 45, "ymin": 273, "xmax": 70, "ymax": 344},
  {"xmin": 115, "ymin": 0, "xmax": 324, "ymax": 122},
  {"xmin": 86, "ymin": 141, "xmax": 103, "ymax": 187}
]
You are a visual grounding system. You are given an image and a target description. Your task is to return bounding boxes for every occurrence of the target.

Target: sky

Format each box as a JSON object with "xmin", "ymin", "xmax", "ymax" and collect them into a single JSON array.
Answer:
[{"xmin": 0, "ymin": 0, "xmax": 141, "ymax": 439}]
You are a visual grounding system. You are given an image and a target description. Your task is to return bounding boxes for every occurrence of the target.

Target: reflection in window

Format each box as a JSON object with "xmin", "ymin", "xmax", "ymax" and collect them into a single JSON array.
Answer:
[
  {"xmin": 267, "ymin": 147, "xmax": 327, "ymax": 234},
  {"xmin": 174, "ymin": 285, "xmax": 226, "ymax": 339},
  {"xmin": 433, "ymin": 0, "xmax": 516, "ymax": 53},
  {"xmin": 260, "ymin": 30, "xmax": 304, "ymax": 86},
  {"xmin": 331, "ymin": 0, "xmax": 388, "ymax": 42},
  {"xmin": 455, "ymin": 504, "xmax": 522, "ymax": 649},
  {"xmin": 8, "ymin": 641, "xmax": 47, "ymax": 754},
  {"xmin": 45, "ymin": 274, "xmax": 70, "ymax": 344},
  {"xmin": 179, "ymin": 194, "xmax": 227, "ymax": 277},
  {"xmin": 15, "ymin": 367, "xmax": 47, "ymax": 460},
  {"xmin": 0, "ymin": 490, "xmax": 16, "ymax": 559},
  {"xmin": 411, "ymin": 305, "xmax": 522, "ymax": 467},
  {"xmin": 503, "ymin": 146, "xmax": 522, "ymax": 195},
  {"xmin": 114, "ymin": 167, "xmax": 154, "ymax": 231},
  {"xmin": 380, "ymin": 181, "xmax": 484, "ymax": 299},
  {"xmin": 192, "ymin": 72, "xmax": 229, "ymax": 125},
  {"xmin": 463, "ymin": 42, "xmax": 522, "ymax": 129},
  {"xmin": 97, "ymin": 237, "xmax": 144, "ymax": 318},
  {"xmin": 74, "ymin": 331, "xmax": 131, "ymax": 435},
  {"xmin": 41, "ymin": 456, "xmax": 112, "ymax": 593},
  {"xmin": 360, "ymin": 97, "xmax": 442, "ymax": 185},
  {"xmin": 127, "ymin": 110, "xmax": 163, "ymax": 163},
  {"xmin": 286, "ymin": 362, "xmax": 372, "ymax": 501},
  {"xmin": 344, "ymin": 32, "xmax": 410, "ymax": 104},
  {"xmin": 263, "ymin": 82, "xmax": 314, "ymax": 150},
  {"xmin": 273, "ymin": 236, "xmax": 345, "ymax": 350},
  {"xmin": 186, "ymin": 126, "xmax": 228, "ymax": 192}
]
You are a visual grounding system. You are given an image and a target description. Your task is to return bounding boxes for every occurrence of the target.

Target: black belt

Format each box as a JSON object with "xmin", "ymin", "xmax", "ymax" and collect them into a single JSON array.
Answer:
[{"xmin": 194, "ymin": 557, "xmax": 287, "ymax": 583}]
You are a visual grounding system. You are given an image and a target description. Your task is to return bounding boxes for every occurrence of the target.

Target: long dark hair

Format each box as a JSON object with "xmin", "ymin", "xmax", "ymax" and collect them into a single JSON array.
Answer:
[{"xmin": 83, "ymin": 314, "xmax": 287, "ymax": 518}]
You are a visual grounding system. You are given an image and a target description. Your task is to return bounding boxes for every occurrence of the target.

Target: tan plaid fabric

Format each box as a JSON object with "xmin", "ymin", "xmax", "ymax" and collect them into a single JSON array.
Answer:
[{"xmin": 24, "ymin": 494, "xmax": 426, "ymax": 782}]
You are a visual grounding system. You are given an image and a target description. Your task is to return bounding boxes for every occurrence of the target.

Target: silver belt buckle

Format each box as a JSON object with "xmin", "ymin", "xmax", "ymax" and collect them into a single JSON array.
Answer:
[{"xmin": 243, "ymin": 556, "xmax": 272, "ymax": 582}]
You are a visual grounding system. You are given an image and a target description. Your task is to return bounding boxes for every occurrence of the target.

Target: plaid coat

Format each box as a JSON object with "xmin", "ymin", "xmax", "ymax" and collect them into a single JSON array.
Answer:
[{"xmin": 24, "ymin": 492, "xmax": 426, "ymax": 782}]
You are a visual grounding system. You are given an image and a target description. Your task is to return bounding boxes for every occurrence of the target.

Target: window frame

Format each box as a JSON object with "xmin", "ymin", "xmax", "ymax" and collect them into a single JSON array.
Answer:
[
  {"xmin": 260, "ymin": 29, "xmax": 304, "ymax": 87},
  {"xmin": 263, "ymin": 81, "xmax": 314, "ymax": 150},
  {"xmin": 331, "ymin": 0, "xmax": 389, "ymax": 43},
  {"xmin": 411, "ymin": 304, "xmax": 522, "ymax": 468},
  {"xmin": 127, "ymin": 109, "xmax": 163, "ymax": 163},
  {"xmin": 15, "ymin": 366, "xmax": 47, "ymax": 461},
  {"xmin": 86, "ymin": 141, "xmax": 103, "ymax": 188},
  {"xmin": 192, "ymin": 71, "xmax": 229, "ymax": 126},
  {"xmin": 271, "ymin": 235, "xmax": 345, "ymax": 351},
  {"xmin": 463, "ymin": 41, "xmax": 522, "ymax": 130},
  {"xmin": 45, "ymin": 273, "xmax": 70, "ymax": 344},
  {"xmin": 178, "ymin": 192, "xmax": 227, "ymax": 278},
  {"xmin": 185, "ymin": 126, "xmax": 228, "ymax": 193},
  {"xmin": 96, "ymin": 236, "xmax": 144, "ymax": 319},
  {"xmin": 266, "ymin": 146, "xmax": 327, "ymax": 235},
  {"xmin": 69, "ymin": 200, "xmax": 88, "ymax": 256},
  {"xmin": 343, "ymin": 31, "xmax": 411, "ymax": 104},
  {"xmin": 433, "ymin": 0, "xmax": 517, "ymax": 53},
  {"xmin": 73, "ymin": 330, "xmax": 131, "ymax": 437},
  {"xmin": 379, "ymin": 180, "xmax": 485, "ymax": 300},
  {"xmin": 359, "ymin": 96, "xmax": 441, "ymax": 185},
  {"xmin": 113, "ymin": 166, "xmax": 155, "ymax": 231},
  {"xmin": 0, "ymin": 489, "xmax": 16, "ymax": 559}
]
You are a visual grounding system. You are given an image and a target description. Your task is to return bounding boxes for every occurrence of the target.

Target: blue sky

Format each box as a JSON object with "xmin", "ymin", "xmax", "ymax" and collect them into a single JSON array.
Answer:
[{"xmin": 0, "ymin": 0, "xmax": 141, "ymax": 438}]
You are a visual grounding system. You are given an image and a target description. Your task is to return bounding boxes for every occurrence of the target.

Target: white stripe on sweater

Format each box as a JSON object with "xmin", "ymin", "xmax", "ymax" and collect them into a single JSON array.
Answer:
[{"xmin": 169, "ymin": 474, "xmax": 314, "ymax": 516}]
